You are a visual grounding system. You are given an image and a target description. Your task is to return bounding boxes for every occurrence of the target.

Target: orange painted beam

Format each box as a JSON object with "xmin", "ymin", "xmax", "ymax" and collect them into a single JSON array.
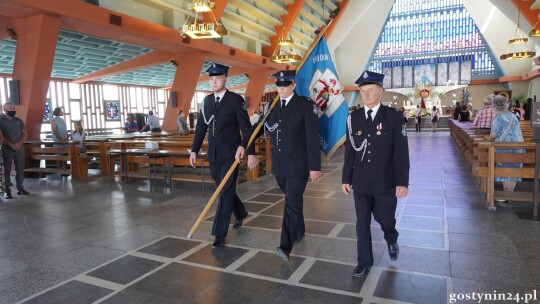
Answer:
[
  {"xmin": 162, "ymin": 52, "xmax": 206, "ymax": 131},
  {"xmin": 343, "ymin": 85, "xmax": 360, "ymax": 91},
  {"xmin": 12, "ymin": 14, "xmax": 61, "ymax": 140},
  {"xmin": 244, "ymin": 69, "xmax": 272, "ymax": 113},
  {"xmin": 511, "ymin": 0, "xmax": 540, "ymax": 27},
  {"xmin": 6, "ymin": 0, "xmax": 288, "ymax": 71},
  {"xmin": 499, "ymin": 75, "xmax": 524, "ymax": 82},
  {"xmin": 73, "ymin": 50, "xmax": 175, "ymax": 83},
  {"xmin": 202, "ymin": 0, "xmax": 227, "ymax": 24},
  {"xmin": 262, "ymin": 0, "xmax": 306, "ymax": 57},
  {"xmin": 523, "ymin": 68, "xmax": 540, "ymax": 80},
  {"xmin": 469, "ymin": 78, "xmax": 500, "ymax": 85},
  {"xmin": 0, "ymin": 17, "xmax": 14, "ymax": 40},
  {"xmin": 324, "ymin": 0, "xmax": 350, "ymax": 39}
]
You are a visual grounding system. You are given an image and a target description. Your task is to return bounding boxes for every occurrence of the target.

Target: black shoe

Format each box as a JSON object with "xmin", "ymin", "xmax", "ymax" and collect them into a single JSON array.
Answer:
[
  {"xmin": 17, "ymin": 189, "xmax": 30, "ymax": 195},
  {"xmin": 275, "ymin": 247, "xmax": 290, "ymax": 261},
  {"xmin": 4, "ymin": 191, "xmax": 12, "ymax": 199},
  {"xmin": 388, "ymin": 243, "xmax": 399, "ymax": 261},
  {"xmin": 212, "ymin": 237, "xmax": 225, "ymax": 248},
  {"xmin": 352, "ymin": 265, "xmax": 370, "ymax": 278},
  {"xmin": 295, "ymin": 234, "xmax": 305, "ymax": 243},
  {"xmin": 233, "ymin": 211, "xmax": 248, "ymax": 229}
]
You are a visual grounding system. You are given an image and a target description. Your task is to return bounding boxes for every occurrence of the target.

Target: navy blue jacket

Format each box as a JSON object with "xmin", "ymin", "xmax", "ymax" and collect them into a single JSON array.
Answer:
[
  {"xmin": 191, "ymin": 90, "xmax": 254, "ymax": 161},
  {"xmin": 342, "ymin": 105, "xmax": 409, "ymax": 194},
  {"xmin": 244, "ymin": 93, "xmax": 321, "ymax": 177}
]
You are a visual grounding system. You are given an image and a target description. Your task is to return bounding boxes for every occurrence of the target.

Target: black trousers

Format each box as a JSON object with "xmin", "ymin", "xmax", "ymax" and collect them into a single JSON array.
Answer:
[
  {"xmin": 275, "ymin": 175, "xmax": 308, "ymax": 253},
  {"xmin": 353, "ymin": 191, "xmax": 398, "ymax": 268},
  {"xmin": 1, "ymin": 145, "xmax": 25, "ymax": 192},
  {"xmin": 209, "ymin": 158, "xmax": 247, "ymax": 238},
  {"xmin": 415, "ymin": 117, "xmax": 422, "ymax": 131}
]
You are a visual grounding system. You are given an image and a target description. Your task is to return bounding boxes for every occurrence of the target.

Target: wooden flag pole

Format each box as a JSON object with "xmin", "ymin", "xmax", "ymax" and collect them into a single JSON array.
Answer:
[{"xmin": 187, "ymin": 23, "xmax": 332, "ymax": 239}]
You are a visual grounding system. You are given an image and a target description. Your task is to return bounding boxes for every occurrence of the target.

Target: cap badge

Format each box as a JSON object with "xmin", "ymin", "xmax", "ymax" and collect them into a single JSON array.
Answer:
[
  {"xmin": 280, "ymin": 72, "xmax": 284, "ymax": 77},
  {"xmin": 363, "ymin": 72, "xmax": 368, "ymax": 79},
  {"xmin": 212, "ymin": 63, "xmax": 216, "ymax": 68}
]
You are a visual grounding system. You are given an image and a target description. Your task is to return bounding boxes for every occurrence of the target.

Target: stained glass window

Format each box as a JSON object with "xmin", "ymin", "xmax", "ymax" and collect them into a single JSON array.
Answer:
[{"xmin": 368, "ymin": 0, "xmax": 499, "ymax": 85}]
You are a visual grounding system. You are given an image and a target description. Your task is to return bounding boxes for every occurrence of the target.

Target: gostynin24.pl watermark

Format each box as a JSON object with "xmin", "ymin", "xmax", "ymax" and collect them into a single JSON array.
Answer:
[{"xmin": 449, "ymin": 290, "xmax": 537, "ymax": 303}]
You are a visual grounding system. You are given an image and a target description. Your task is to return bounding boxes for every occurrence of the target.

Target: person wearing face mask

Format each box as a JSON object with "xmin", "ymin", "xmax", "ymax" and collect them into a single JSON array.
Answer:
[
  {"xmin": 0, "ymin": 102, "xmax": 29, "ymax": 198},
  {"xmin": 177, "ymin": 110, "xmax": 189, "ymax": 135}
]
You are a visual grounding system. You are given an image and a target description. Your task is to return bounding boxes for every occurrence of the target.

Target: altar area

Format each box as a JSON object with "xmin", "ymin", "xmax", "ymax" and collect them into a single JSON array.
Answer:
[{"xmin": 385, "ymin": 84, "xmax": 469, "ymax": 118}]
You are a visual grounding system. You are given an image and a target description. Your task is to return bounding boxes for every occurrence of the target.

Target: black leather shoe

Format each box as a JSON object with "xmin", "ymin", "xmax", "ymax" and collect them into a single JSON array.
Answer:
[
  {"xmin": 388, "ymin": 243, "xmax": 399, "ymax": 261},
  {"xmin": 4, "ymin": 191, "xmax": 13, "ymax": 199},
  {"xmin": 233, "ymin": 211, "xmax": 248, "ymax": 229},
  {"xmin": 212, "ymin": 237, "xmax": 225, "ymax": 248},
  {"xmin": 295, "ymin": 234, "xmax": 305, "ymax": 243},
  {"xmin": 17, "ymin": 189, "xmax": 30, "ymax": 195},
  {"xmin": 352, "ymin": 265, "xmax": 370, "ymax": 278},
  {"xmin": 275, "ymin": 247, "xmax": 290, "ymax": 261}
]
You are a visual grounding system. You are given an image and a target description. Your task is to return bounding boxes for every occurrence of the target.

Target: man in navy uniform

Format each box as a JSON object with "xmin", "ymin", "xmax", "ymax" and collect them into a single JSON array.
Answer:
[
  {"xmin": 190, "ymin": 63, "xmax": 258, "ymax": 248},
  {"xmin": 236, "ymin": 70, "xmax": 321, "ymax": 260},
  {"xmin": 341, "ymin": 70, "xmax": 409, "ymax": 278}
]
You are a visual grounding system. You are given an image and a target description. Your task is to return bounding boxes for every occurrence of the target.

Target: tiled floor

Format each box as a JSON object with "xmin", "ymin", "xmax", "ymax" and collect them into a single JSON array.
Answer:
[{"xmin": 1, "ymin": 131, "xmax": 539, "ymax": 303}]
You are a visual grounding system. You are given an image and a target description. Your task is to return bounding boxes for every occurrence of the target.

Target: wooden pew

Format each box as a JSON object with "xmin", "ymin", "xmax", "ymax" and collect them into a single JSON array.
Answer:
[
  {"xmin": 449, "ymin": 119, "xmax": 536, "ymax": 210},
  {"xmin": 475, "ymin": 141, "xmax": 536, "ymax": 210},
  {"xmin": 24, "ymin": 141, "xmax": 90, "ymax": 179}
]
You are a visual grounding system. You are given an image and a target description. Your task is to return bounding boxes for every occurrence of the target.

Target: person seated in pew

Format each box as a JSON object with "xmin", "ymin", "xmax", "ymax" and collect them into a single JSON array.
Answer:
[
  {"xmin": 124, "ymin": 114, "xmax": 138, "ymax": 133},
  {"xmin": 485, "ymin": 95, "xmax": 524, "ymax": 195},
  {"xmin": 71, "ymin": 120, "xmax": 86, "ymax": 156},
  {"xmin": 177, "ymin": 110, "xmax": 189, "ymax": 135},
  {"xmin": 139, "ymin": 111, "xmax": 161, "ymax": 133}
]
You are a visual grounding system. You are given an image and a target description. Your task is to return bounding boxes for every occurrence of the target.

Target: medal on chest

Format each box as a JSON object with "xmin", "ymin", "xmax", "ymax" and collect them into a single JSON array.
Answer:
[{"xmin": 376, "ymin": 123, "xmax": 382, "ymax": 135}]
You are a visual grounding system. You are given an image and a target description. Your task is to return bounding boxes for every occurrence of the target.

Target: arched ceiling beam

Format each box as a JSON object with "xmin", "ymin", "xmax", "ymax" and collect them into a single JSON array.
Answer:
[
  {"xmin": 73, "ymin": 50, "xmax": 175, "ymax": 83},
  {"xmin": 3, "ymin": 0, "xmax": 289, "ymax": 71},
  {"xmin": 262, "ymin": 0, "xmax": 306, "ymax": 58},
  {"xmin": 511, "ymin": 0, "xmax": 540, "ymax": 27}
]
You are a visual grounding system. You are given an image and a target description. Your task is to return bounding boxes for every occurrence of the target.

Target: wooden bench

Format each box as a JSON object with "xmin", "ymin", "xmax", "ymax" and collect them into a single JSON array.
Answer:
[
  {"xmin": 448, "ymin": 119, "xmax": 536, "ymax": 210},
  {"xmin": 474, "ymin": 141, "xmax": 536, "ymax": 210},
  {"xmin": 24, "ymin": 141, "xmax": 90, "ymax": 179}
]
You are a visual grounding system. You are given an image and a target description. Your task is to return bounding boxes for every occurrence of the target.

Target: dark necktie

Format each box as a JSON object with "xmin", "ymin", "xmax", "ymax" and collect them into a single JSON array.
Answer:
[
  {"xmin": 281, "ymin": 99, "xmax": 286, "ymax": 113},
  {"xmin": 214, "ymin": 96, "xmax": 219, "ymax": 112},
  {"xmin": 367, "ymin": 109, "xmax": 373, "ymax": 128}
]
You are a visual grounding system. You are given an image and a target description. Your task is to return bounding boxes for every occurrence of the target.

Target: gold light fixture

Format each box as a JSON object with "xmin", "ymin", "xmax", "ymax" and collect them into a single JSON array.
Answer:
[
  {"xmin": 270, "ymin": 54, "xmax": 302, "ymax": 64},
  {"xmin": 270, "ymin": 0, "xmax": 301, "ymax": 63},
  {"xmin": 181, "ymin": 1, "xmax": 227, "ymax": 39},
  {"xmin": 189, "ymin": 0, "xmax": 214, "ymax": 12},
  {"xmin": 500, "ymin": 7, "xmax": 536, "ymax": 60},
  {"xmin": 277, "ymin": 35, "xmax": 294, "ymax": 46}
]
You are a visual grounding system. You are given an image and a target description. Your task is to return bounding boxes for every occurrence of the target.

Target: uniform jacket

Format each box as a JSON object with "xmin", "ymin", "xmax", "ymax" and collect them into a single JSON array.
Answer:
[
  {"xmin": 247, "ymin": 93, "xmax": 321, "ymax": 177},
  {"xmin": 342, "ymin": 105, "xmax": 409, "ymax": 194},
  {"xmin": 191, "ymin": 90, "xmax": 254, "ymax": 161}
]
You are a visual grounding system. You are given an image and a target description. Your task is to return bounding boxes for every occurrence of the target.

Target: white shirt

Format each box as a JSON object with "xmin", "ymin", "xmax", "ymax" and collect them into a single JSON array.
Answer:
[
  {"xmin": 250, "ymin": 113, "xmax": 260, "ymax": 126},
  {"xmin": 280, "ymin": 94, "xmax": 294, "ymax": 107},
  {"xmin": 215, "ymin": 91, "xmax": 226, "ymax": 102},
  {"xmin": 147, "ymin": 115, "xmax": 160, "ymax": 129},
  {"xmin": 365, "ymin": 102, "xmax": 381, "ymax": 120}
]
